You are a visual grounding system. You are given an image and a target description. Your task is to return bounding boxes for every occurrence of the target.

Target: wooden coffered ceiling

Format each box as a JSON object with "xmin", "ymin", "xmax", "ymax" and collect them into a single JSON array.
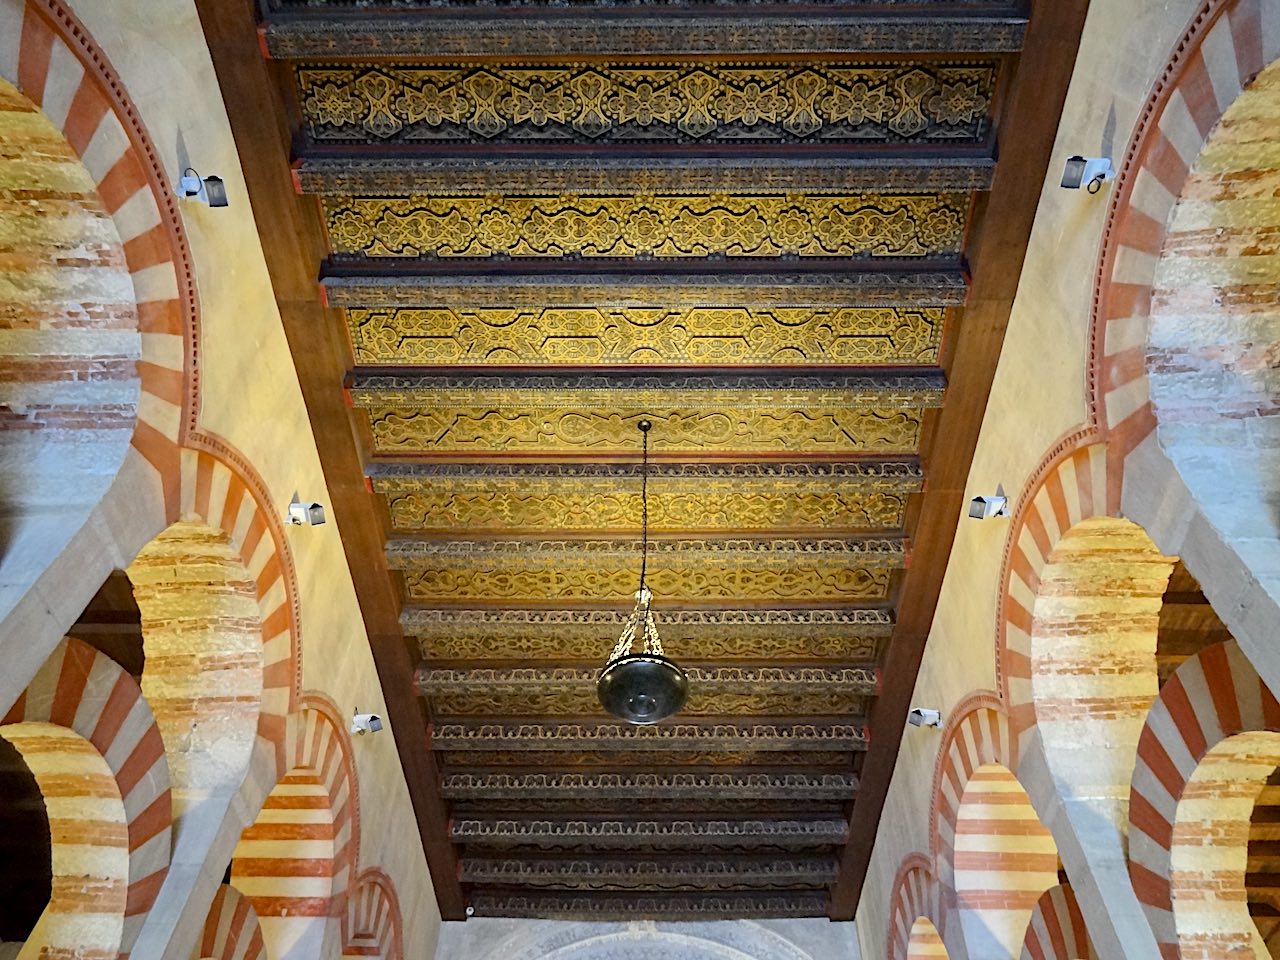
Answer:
[{"xmin": 197, "ymin": 0, "xmax": 1087, "ymax": 923}]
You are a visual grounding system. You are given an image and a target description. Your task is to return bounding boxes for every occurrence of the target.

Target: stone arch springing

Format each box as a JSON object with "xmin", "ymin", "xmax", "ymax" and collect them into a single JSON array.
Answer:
[
  {"xmin": 887, "ymin": 854, "xmax": 944, "ymax": 960},
  {"xmin": 232, "ymin": 694, "xmax": 359, "ymax": 959},
  {"xmin": 342, "ymin": 868, "xmax": 404, "ymax": 960},
  {"xmin": 1019, "ymin": 884, "xmax": 1096, "ymax": 960},
  {"xmin": 1, "ymin": 636, "xmax": 172, "ymax": 957},
  {"xmin": 195, "ymin": 883, "xmax": 266, "ymax": 960},
  {"xmin": 1129, "ymin": 639, "xmax": 1280, "ymax": 956}
]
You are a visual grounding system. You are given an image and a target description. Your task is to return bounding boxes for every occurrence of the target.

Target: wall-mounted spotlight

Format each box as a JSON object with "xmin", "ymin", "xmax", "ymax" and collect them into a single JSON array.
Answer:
[
  {"xmin": 287, "ymin": 499, "xmax": 326, "ymax": 526},
  {"xmin": 1060, "ymin": 155, "xmax": 1115, "ymax": 194},
  {"xmin": 908, "ymin": 707, "xmax": 943, "ymax": 729},
  {"xmin": 968, "ymin": 484, "xmax": 1008, "ymax": 520},
  {"xmin": 178, "ymin": 167, "xmax": 228, "ymax": 207},
  {"xmin": 351, "ymin": 710, "xmax": 383, "ymax": 736}
]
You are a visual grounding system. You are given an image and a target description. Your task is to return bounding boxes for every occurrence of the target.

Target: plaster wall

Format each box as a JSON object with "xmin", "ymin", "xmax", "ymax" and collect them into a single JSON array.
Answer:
[
  {"xmin": 855, "ymin": 0, "xmax": 1207, "ymax": 954},
  {"xmin": 48, "ymin": 1, "xmax": 440, "ymax": 955}
]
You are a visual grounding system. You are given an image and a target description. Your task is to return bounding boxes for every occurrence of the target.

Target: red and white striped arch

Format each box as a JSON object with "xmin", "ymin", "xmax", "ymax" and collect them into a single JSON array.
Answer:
[
  {"xmin": 179, "ymin": 444, "xmax": 302, "ymax": 772},
  {"xmin": 929, "ymin": 695, "xmax": 1059, "ymax": 959},
  {"xmin": 1129, "ymin": 639, "xmax": 1280, "ymax": 957},
  {"xmin": 1, "ymin": 636, "xmax": 172, "ymax": 957},
  {"xmin": 0, "ymin": 0, "xmax": 199, "ymax": 513},
  {"xmin": 1088, "ymin": 0, "xmax": 1276, "ymax": 459},
  {"xmin": 343, "ymin": 868, "xmax": 405, "ymax": 960},
  {"xmin": 930, "ymin": 693, "xmax": 1018, "ymax": 876},
  {"xmin": 887, "ymin": 854, "xmax": 945, "ymax": 960},
  {"xmin": 233, "ymin": 693, "xmax": 361, "ymax": 957},
  {"xmin": 0, "ymin": 722, "xmax": 129, "ymax": 960},
  {"xmin": 197, "ymin": 884, "xmax": 267, "ymax": 960},
  {"xmin": 997, "ymin": 439, "xmax": 1113, "ymax": 725},
  {"xmin": 1020, "ymin": 884, "xmax": 1096, "ymax": 960}
]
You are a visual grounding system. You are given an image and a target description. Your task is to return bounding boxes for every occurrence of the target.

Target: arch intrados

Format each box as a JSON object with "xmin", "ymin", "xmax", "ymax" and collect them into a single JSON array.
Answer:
[{"xmin": 905, "ymin": 917, "xmax": 948, "ymax": 958}]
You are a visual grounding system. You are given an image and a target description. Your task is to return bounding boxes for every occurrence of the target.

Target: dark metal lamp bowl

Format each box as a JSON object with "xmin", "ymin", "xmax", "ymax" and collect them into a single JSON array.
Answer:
[{"xmin": 597, "ymin": 653, "xmax": 689, "ymax": 725}]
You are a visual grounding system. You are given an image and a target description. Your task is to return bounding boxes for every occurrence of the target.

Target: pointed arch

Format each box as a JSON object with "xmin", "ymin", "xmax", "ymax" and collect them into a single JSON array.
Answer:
[
  {"xmin": 343, "ymin": 868, "xmax": 405, "ymax": 960},
  {"xmin": 887, "ymin": 854, "xmax": 944, "ymax": 960}
]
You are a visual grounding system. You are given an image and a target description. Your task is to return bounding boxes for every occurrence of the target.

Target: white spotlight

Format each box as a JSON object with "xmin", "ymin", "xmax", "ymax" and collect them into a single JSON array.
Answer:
[
  {"xmin": 1060, "ymin": 155, "xmax": 1114, "ymax": 193},
  {"xmin": 178, "ymin": 167, "xmax": 229, "ymax": 207}
]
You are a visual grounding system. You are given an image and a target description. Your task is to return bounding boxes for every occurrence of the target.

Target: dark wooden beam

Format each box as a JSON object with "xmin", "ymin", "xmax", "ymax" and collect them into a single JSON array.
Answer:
[
  {"xmin": 191, "ymin": 0, "xmax": 466, "ymax": 919},
  {"xmin": 827, "ymin": 0, "xmax": 1091, "ymax": 920}
]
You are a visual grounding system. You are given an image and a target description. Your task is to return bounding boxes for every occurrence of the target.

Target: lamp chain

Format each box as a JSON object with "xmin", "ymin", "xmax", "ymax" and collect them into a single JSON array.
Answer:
[{"xmin": 605, "ymin": 420, "xmax": 664, "ymax": 663}]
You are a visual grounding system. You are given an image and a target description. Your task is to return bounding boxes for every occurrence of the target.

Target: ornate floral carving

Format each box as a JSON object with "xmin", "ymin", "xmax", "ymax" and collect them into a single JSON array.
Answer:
[
  {"xmin": 323, "ymin": 192, "xmax": 967, "ymax": 259},
  {"xmin": 347, "ymin": 305, "xmax": 943, "ymax": 367},
  {"xmin": 406, "ymin": 607, "xmax": 890, "ymax": 662},
  {"xmin": 388, "ymin": 537, "xmax": 901, "ymax": 604},
  {"xmin": 374, "ymin": 465, "xmax": 918, "ymax": 534},
  {"xmin": 352, "ymin": 375, "xmax": 940, "ymax": 457},
  {"xmin": 297, "ymin": 63, "xmax": 995, "ymax": 143}
]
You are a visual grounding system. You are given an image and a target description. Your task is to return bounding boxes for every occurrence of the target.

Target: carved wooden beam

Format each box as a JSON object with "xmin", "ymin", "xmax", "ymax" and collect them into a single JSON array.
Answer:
[
  {"xmin": 429, "ymin": 720, "xmax": 869, "ymax": 752},
  {"xmin": 407, "ymin": 607, "xmax": 892, "ymax": 664},
  {"xmin": 440, "ymin": 771, "xmax": 858, "ymax": 801},
  {"xmin": 459, "ymin": 854, "xmax": 838, "ymax": 889},
  {"xmin": 450, "ymin": 817, "xmax": 849, "ymax": 849},
  {"xmin": 263, "ymin": 12, "xmax": 1026, "ymax": 59},
  {"xmin": 468, "ymin": 891, "xmax": 829, "ymax": 921},
  {"xmin": 321, "ymin": 269, "xmax": 967, "ymax": 309}
]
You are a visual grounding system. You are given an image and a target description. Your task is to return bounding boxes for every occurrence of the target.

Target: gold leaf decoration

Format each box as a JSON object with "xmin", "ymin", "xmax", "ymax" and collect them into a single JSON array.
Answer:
[
  {"xmin": 346, "ymin": 305, "xmax": 944, "ymax": 366},
  {"xmin": 324, "ymin": 193, "xmax": 966, "ymax": 259},
  {"xmin": 297, "ymin": 62, "xmax": 995, "ymax": 144}
]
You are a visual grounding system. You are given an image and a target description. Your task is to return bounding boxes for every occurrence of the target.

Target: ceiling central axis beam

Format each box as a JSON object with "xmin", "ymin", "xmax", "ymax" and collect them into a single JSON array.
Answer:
[{"xmin": 191, "ymin": 0, "xmax": 467, "ymax": 918}]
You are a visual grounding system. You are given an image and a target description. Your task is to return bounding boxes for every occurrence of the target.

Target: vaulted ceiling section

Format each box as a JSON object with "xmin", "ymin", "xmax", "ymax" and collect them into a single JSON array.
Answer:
[{"xmin": 197, "ymin": 0, "xmax": 1087, "ymax": 923}]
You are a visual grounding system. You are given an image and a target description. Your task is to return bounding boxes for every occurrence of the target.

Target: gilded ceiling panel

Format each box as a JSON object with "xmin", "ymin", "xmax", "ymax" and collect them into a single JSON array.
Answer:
[
  {"xmin": 297, "ymin": 62, "xmax": 995, "ymax": 144},
  {"xmin": 406, "ymin": 607, "xmax": 890, "ymax": 662},
  {"xmin": 388, "ymin": 537, "xmax": 901, "ymax": 605},
  {"xmin": 347, "ymin": 305, "xmax": 944, "ymax": 366},
  {"xmin": 374, "ymin": 467, "xmax": 919, "ymax": 534},
  {"xmin": 351, "ymin": 375, "xmax": 942, "ymax": 457},
  {"xmin": 324, "ymin": 192, "xmax": 967, "ymax": 259}
]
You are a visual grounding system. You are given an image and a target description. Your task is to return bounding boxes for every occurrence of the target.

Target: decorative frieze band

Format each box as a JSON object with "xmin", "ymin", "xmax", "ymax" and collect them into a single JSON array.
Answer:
[
  {"xmin": 267, "ymin": 15, "xmax": 1024, "ymax": 59},
  {"xmin": 295, "ymin": 62, "xmax": 995, "ymax": 146},
  {"xmin": 419, "ymin": 666, "xmax": 880, "ymax": 695},
  {"xmin": 459, "ymin": 855, "xmax": 838, "ymax": 889},
  {"xmin": 297, "ymin": 157, "xmax": 995, "ymax": 196},
  {"xmin": 321, "ymin": 270, "xmax": 968, "ymax": 309},
  {"xmin": 449, "ymin": 817, "xmax": 849, "ymax": 848},
  {"xmin": 430, "ymin": 721, "xmax": 869, "ymax": 752},
  {"xmin": 467, "ymin": 891, "xmax": 829, "ymax": 920},
  {"xmin": 441, "ymin": 771, "xmax": 858, "ymax": 800}
]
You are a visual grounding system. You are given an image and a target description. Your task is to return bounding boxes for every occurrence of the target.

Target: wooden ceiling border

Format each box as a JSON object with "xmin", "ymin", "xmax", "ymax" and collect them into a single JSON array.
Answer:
[{"xmin": 191, "ymin": 0, "xmax": 466, "ymax": 918}]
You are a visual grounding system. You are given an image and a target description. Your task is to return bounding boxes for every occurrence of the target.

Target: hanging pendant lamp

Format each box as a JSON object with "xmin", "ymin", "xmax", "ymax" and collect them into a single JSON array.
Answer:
[{"xmin": 596, "ymin": 419, "xmax": 689, "ymax": 725}]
